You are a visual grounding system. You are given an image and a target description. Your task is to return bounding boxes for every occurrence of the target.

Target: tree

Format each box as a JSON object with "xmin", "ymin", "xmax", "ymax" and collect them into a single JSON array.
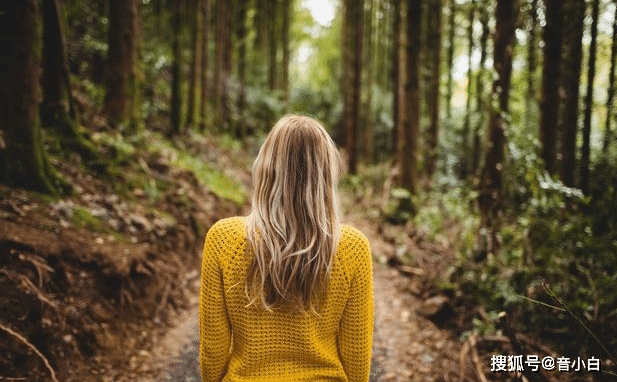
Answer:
[
  {"xmin": 402, "ymin": 0, "xmax": 422, "ymax": 193},
  {"xmin": 362, "ymin": 0, "xmax": 375, "ymax": 163},
  {"xmin": 41, "ymin": 0, "xmax": 95, "ymax": 159},
  {"xmin": 0, "ymin": 0, "xmax": 58, "ymax": 194},
  {"xmin": 473, "ymin": 0, "xmax": 490, "ymax": 175},
  {"xmin": 479, "ymin": 0, "xmax": 517, "ymax": 244},
  {"xmin": 525, "ymin": 0, "xmax": 538, "ymax": 130},
  {"xmin": 559, "ymin": 0, "xmax": 585, "ymax": 188},
  {"xmin": 281, "ymin": 0, "xmax": 291, "ymax": 106},
  {"xmin": 540, "ymin": 0, "xmax": 562, "ymax": 175},
  {"xmin": 236, "ymin": 0, "xmax": 249, "ymax": 137},
  {"xmin": 343, "ymin": 0, "xmax": 364, "ymax": 174},
  {"xmin": 391, "ymin": 0, "xmax": 402, "ymax": 162},
  {"xmin": 462, "ymin": 0, "xmax": 476, "ymax": 178},
  {"xmin": 268, "ymin": 0, "xmax": 278, "ymax": 91},
  {"xmin": 581, "ymin": 0, "xmax": 600, "ymax": 193},
  {"xmin": 186, "ymin": 0, "xmax": 203, "ymax": 130},
  {"xmin": 104, "ymin": 0, "xmax": 141, "ymax": 130},
  {"xmin": 170, "ymin": 0, "xmax": 184, "ymax": 135},
  {"xmin": 200, "ymin": 0, "xmax": 210, "ymax": 130},
  {"xmin": 604, "ymin": 0, "xmax": 617, "ymax": 153},
  {"xmin": 445, "ymin": 0, "xmax": 456, "ymax": 120},
  {"xmin": 426, "ymin": 0, "xmax": 442, "ymax": 178}
]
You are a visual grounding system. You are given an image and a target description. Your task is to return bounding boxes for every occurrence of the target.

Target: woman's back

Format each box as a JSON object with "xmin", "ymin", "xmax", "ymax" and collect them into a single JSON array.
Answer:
[
  {"xmin": 200, "ymin": 216, "xmax": 373, "ymax": 382},
  {"xmin": 199, "ymin": 115, "xmax": 373, "ymax": 381}
]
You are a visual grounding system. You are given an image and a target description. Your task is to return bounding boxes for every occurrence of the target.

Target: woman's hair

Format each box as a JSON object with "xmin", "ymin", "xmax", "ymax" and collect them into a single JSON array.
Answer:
[{"xmin": 245, "ymin": 114, "xmax": 342, "ymax": 313}]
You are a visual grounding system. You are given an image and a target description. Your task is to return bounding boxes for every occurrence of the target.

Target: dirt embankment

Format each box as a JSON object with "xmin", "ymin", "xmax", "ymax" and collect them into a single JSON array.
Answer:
[{"xmin": 0, "ymin": 135, "xmax": 249, "ymax": 382}]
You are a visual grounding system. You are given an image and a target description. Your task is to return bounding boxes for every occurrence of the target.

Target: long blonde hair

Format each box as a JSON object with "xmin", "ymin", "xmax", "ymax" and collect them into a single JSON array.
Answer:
[{"xmin": 245, "ymin": 115, "xmax": 342, "ymax": 313}]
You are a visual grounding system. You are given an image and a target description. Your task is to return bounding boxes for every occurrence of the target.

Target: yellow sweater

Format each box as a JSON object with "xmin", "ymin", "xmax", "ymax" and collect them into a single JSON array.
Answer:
[{"xmin": 199, "ymin": 216, "xmax": 374, "ymax": 382}]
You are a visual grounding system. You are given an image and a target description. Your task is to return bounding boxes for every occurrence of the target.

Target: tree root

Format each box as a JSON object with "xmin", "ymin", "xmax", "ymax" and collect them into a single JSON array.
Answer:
[
  {"xmin": 0, "ymin": 322, "xmax": 59, "ymax": 382},
  {"xmin": 0, "ymin": 268, "xmax": 57, "ymax": 309}
]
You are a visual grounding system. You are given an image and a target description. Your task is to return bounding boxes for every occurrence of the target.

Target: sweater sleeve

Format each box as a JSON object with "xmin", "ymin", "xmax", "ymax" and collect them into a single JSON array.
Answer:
[
  {"xmin": 338, "ymin": 234, "xmax": 374, "ymax": 382},
  {"xmin": 199, "ymin": 222, "xmax": 232, "ymax": 382}
]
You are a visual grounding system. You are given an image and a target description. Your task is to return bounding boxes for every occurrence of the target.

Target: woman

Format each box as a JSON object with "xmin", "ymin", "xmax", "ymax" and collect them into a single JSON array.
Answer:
[{"xmin": 199, "ymin": 115, "xmax": 373, "ymax": 382}]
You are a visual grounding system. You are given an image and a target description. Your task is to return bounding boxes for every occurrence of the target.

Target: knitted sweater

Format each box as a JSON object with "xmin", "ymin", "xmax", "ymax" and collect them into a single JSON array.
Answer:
[{"xmin": 199, "ymin": 216, "xmax": 374, "ymax": 382}]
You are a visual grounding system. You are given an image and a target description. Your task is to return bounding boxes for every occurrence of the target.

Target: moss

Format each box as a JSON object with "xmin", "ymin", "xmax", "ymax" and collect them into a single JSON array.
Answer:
[{"xmin": 72, "ymin": 206, "xmax": 106, "ymax": 232}]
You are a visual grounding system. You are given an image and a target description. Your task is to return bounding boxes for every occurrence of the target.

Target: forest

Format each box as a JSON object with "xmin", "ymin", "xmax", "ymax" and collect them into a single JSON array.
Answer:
[{"xmin": 0, "ymin": 0, "xmax": 616, "ymax": 381}]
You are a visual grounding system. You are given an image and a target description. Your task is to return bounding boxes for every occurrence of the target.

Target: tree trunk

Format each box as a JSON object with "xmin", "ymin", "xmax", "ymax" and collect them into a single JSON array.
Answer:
[
  {"xmin": 445, "ymin": 0, "xmax": 456, "ymax": 120},
  {"xmin": 345, "ymin": 0, "xmax": 363, "ymax": 175},
  {"xmin": 186, "ymin": 0, "xmax": 202, "ymax": 130},
  {"xmin": 41, "ymin": 0, "xmax": 96, "ymax": 160},
  {"xmin": 402, "ymin": 0, "xmax": 422, "ymax": 193},
  {"xmin": 559, "ymin": 0, "xmax": 585, "ymax": 188},
  {"xmin": 221, "ymin": 0, "xmax": 233, "ymax": 130},
  {"xmin": 213, "ymin": 0, "xmax": 225, "ymax": 129},
  {"xmin": 236, "ymin": 0, "xmax": 248, "ymax": 137},
  {"xmin": 104, "ymin": 0, "xmax": 140, "ymax": 130},
  {"xmin": 0, "ymin": 0, "xmax": 58, "ymax": 194},
  {"xmin": 268, "ymin": 0, "xmax": 278, "ymax": 91},
  {"xmin": 479, "ymin": 0, "xmax": 517, "ymax": 242},
  {"xmin": 581, "ymin": 0, "xmax": 600, "ymax": 193},
  {"xmin": 170, "ymin": 0, "xmax": 183, "ymax": 136},
  {"xmin": 473, "ymin": 0, "xmax": 490, "ymax": 175},
  {"xmin": 281, "ymin": 0, "xmax": 291, "ymax": 107},
  {"xmin": 426, "ymin": 0, "xmax": 442, "ymax": 178},
  {"xmin": 200, "ymin": 0, "xmax": 210, "ymax": 130},
  {"xmin": 540, "ymin": 0, "xmax": 562, "ymax": 175},
  {"xmin": 604, "ymin": 0, "xmax": 617, "ymax": 153},
  {"xmin": 363, "ymin": 0, "xmax": 374, "ymax": 164},
  {"xmin": 391, "ymin": 0, "xmax": 402, "ymax": 162},
  {"xmin": 525, "ymin": 0, "xmax": 538, "ymax": 130},
  {"xmin": 462, "ymin": 0, "xmax": 476, "ymax": 179}
]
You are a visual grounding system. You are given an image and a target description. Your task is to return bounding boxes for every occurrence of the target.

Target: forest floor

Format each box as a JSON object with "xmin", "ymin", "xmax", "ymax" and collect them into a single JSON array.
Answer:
[{"xmin": 1, "ymin": 130, "xmax": 510, "ymax": 382}]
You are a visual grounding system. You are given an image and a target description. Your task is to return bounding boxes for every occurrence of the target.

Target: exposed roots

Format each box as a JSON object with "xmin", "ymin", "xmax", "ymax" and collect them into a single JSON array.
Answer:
[{"xmin": 0, "ymin": 322, "xmax": 59, "ymax": 382}]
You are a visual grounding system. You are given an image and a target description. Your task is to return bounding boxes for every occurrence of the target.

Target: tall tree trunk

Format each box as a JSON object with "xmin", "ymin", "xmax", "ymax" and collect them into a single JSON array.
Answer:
[
  {"xmin": 186, "ymin": 0, "xmax": 202, "ymax": 130},
  {"xmin": 268, "ymin": 0, "xmax": 278, "ymax": 91},
  {"xmin": 0, "ymin": 0, "xmax": 58, "ymax": 194},
  {"xmin": 236, "ymin": 0, "xmax": 248, "ymax": 137},
  {"xmin": 342, "ymin": 0, "xmax": 351, "ymax": 152},
  {"xmin": 363, "ymin": 0, "xmax": 374, "ymax": 163},
  {"xmin": 479, "ymin": 0, "xmax": 517, "ymax": 244},
  {"xmin": 346, "ymin": 0, "xmax": 363, "ymax": 174},
  {"xmin": 559, "ymin": 0, "xmax": 585, "ymax": 188},
  {"xmin": 41, "ymin": 0, "xmax": 95, "ymax": 160},
  {"xmin": 402, "ymin": 0, "xmax": 422, "ymax": 193},
  {"xmin": 525, "ymin": 0, "xmax": 538, "ymax": 130},
  {"xmin": 426, "ymin": 0, "xmax": 442, "ymax": 178},
  {"xmin": 281, "ymin": 0, "xmax": 291, "ymax": 107},
  {"xmin": 445, "ymin": 0, "xmax": 456, "ymax": 120},
  {"xmin": 200, "ymin": 0, "xmax": 210, "ymax": 130},
  {"xmin": 540, "ymin": 0, "xmax": 562, "ymax": 175},
  {"xmin": 221, "ymin": 0, "xmax": 233, "ymax": 130},
  {"xmin": 473, "ymin": 0, "xmax": 490, "ymax": 175},
  {"xmin": 104, "ymin": 0, "xmax": 140, "ymax": 130},
  {"xmin": 581, "ymin": 0, "xmax": 600, "ymax": 193},
  {"xmin": 604, "ymin": 0, "xmax": 617, "ymax": 153},
  {"xmin": 213, "ymin": 0, "xmax": 223, "ymax": 128},
  {"xmin": 392, "ymin": 0, "xmax": 402, "ymax": 162},
  {"xmin": 462, "ymin": 0, "xmax": 476, "ymax": 179},
  {"xmin": 170, "ymin": 0, "xmax": 183, "ymax": 135}
]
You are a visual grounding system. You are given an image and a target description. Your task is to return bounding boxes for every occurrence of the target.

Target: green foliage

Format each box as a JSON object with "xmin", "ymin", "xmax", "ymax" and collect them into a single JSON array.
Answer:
[
  {"xmin": 148, "ymin": 137, "xmax": 247, "ymax": 206},
  {"xmin": 446, "ymin": 142, "xmax": 617, "ymax": 359},
  {"xmin": 72, "ymin": 205, "xmax": 107, "ymax": 232}
]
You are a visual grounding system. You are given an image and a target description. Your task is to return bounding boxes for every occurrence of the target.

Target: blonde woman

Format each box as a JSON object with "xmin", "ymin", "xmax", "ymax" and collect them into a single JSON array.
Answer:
[{"xmin": 199, "ymin": 115, "xmax": 374, "ymax": 382}]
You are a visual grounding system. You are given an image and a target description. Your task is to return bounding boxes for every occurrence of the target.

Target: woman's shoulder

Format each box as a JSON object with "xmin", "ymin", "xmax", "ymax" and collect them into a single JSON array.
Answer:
[
  {"xmin": 339, "ymin": 224, "xmax": 371, "ymax": 255},
  {"xmin": 206, "ymin": 216, "xmax": 247, "ymax": 240}
]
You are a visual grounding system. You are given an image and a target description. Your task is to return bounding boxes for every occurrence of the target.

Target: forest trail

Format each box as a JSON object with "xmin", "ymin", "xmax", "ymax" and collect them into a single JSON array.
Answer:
[{"xmin": 139, "ymin": 193, "xmax": 463, "ymax": 382}]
